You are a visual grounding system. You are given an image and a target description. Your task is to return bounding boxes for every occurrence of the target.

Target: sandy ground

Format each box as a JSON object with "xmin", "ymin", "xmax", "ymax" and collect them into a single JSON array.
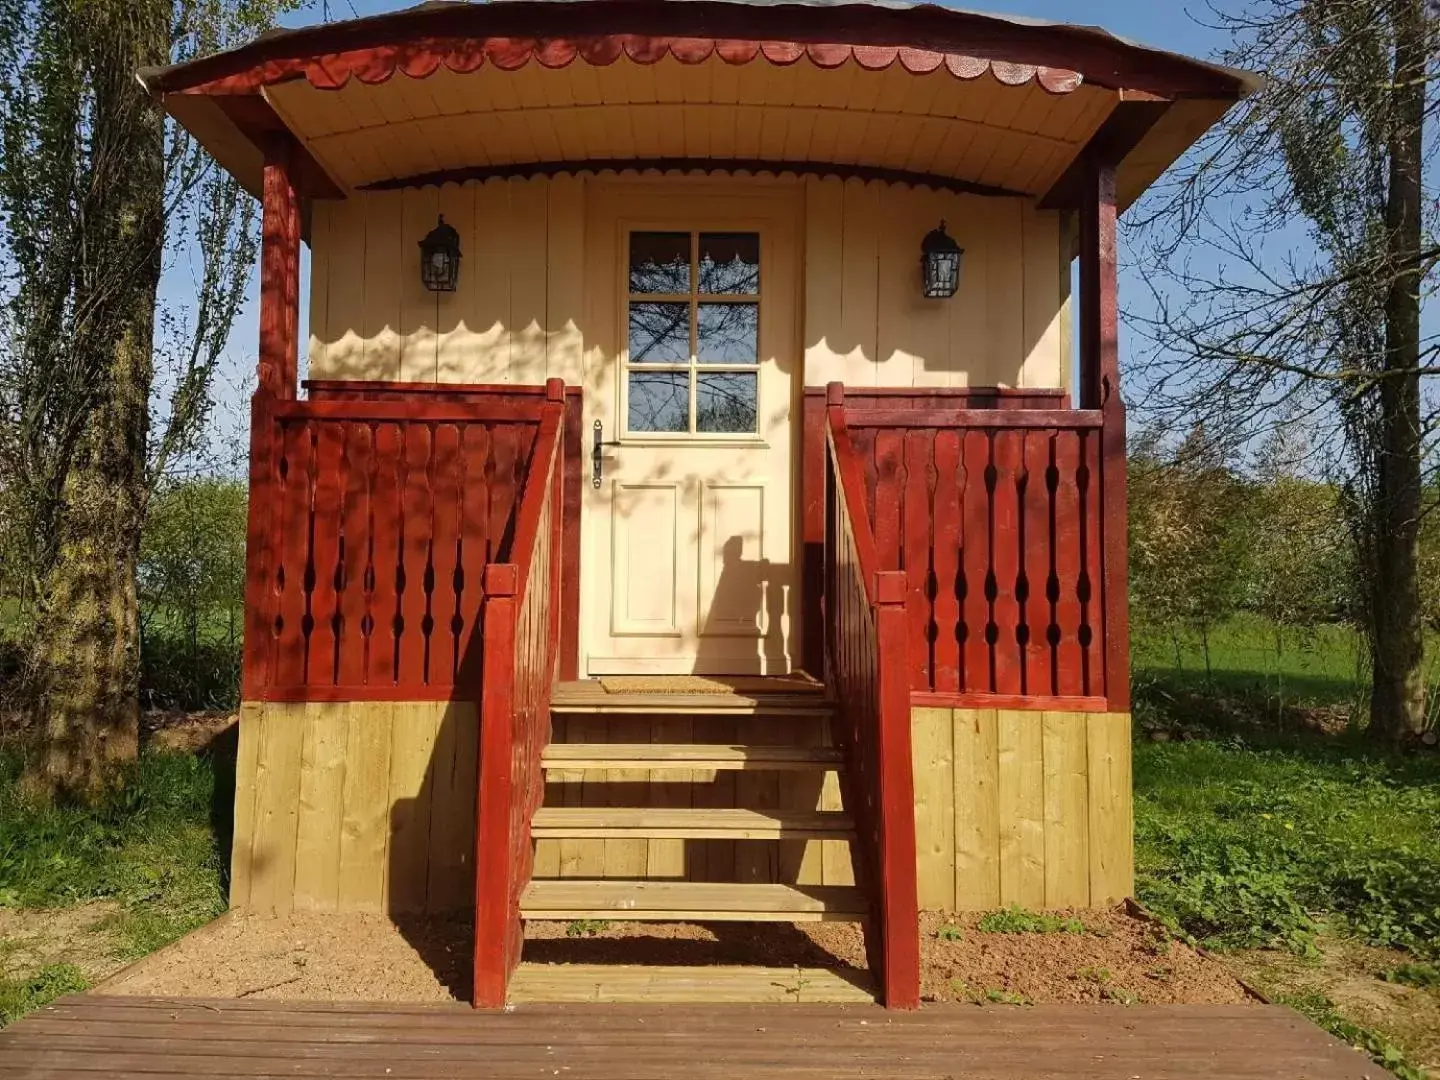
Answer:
[
  {"xmin": 101, "ymin": 904, "xmax": 1252, "ymax": 1007},
  {"xmin": 0, "ymin": 902, "xmax": 129, "ymax": 986}
]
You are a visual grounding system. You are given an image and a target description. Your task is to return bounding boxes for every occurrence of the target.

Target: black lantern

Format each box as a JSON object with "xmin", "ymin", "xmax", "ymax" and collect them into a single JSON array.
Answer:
[
  {"xmin": 920, "ymin": 220, "xmax": 963, "ymax": 299},
  {"xmin": 419, "ymin": 215, "xmax": 462, "ymax": 292}
]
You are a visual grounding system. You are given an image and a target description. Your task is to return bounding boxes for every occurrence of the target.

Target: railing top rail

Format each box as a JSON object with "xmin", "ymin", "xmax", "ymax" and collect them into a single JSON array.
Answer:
[
  {"xmin": 842, "ymin": 408, "xmax": 1103, "ymax": 430},
  {"xmin": 485, "ymin": 383, "xmax": 565, "ymax": 601},
  {"xmin": 825, "ymin": 398, "xmax": 887, "ymax": 609},
  {"xmin": 271, "ymin": 397, "xmax": 549, "ymax": 423}
]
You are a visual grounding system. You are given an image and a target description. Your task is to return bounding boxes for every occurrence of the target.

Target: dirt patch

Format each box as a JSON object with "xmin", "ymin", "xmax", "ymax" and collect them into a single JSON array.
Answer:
[
  {"xmin": 99, "ymin": 905, "xmax": 1249, "ymax": 1008},
  {"xmin": 140, "ymin": 711, "xmax": 237, "ymax": 755},
  {"xmin": 103, "ymin": 912, "xmax": 471, "ymax": 1003},
  {"xmin": 0, "ymin": 902, "xmax": 128, "ymax": 985},
  {"xmin": 1227, "ymin": 937, "xmax": 1440, "ymax": 1075}
]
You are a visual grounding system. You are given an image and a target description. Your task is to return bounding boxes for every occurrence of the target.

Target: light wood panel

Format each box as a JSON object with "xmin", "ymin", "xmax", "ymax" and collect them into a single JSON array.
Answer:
[
  {"xmin": 230, "ymin": 701, "xmax": 478, "ymax": 915},
  {"xmin": 913, "ymin": 707, "xmax": 1132, "ymax": 911},
  {"xmin": 506, "ymin": 962, "xmax": 875, "ymax": 1004}
]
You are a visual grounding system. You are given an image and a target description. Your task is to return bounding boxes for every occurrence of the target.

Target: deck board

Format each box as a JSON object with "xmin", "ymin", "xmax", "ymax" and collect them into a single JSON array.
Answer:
[{"xmin": 0, "ymin": 995, "xmax": 1384, "ymax": 1079}]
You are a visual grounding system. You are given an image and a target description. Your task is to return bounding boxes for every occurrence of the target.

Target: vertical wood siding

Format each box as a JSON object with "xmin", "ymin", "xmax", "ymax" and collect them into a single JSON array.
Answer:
[
  {"xmin": 911, "ymin": 707, "xmax": 1133, "ymax": 911},
  {"xmin": 308, "ymin": 176, "xmax": 588, "ymax": 386},
  {"xmin": 307, "ymin": 175, "xmax": 1066, "ymax": 391},
  {"xmin": 230, "ymin": 701, "xmax": 479, "ymax": 915}
]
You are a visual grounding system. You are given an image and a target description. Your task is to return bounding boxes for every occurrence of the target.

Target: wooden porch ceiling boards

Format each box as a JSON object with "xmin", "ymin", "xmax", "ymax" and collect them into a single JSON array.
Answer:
[{"xmin": 259, "ymin": 54, "xmax": 1119, "ymax": 197}]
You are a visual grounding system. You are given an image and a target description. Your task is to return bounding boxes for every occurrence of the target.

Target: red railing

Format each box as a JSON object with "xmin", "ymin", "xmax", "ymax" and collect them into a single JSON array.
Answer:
[
  {"xmin": 823, "ymin": 391, "xmax": 920, "ymax": 1010},
  {"xmin": 241, "ymin": 393, "xmax": 546, "ymax": 701},
  {"xmin": 839, "ymin": 390, "xmax": 1124, "ymax": 709},
  {"xmin": 472, "ymin": 382, "xmax": 566, "ymax": 1008}
]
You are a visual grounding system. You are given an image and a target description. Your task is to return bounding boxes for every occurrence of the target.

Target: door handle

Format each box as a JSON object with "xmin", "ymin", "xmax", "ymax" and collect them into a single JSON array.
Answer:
[{"xmin": 592, "ymin": 419, "xmax": 620, "ymax": 489}]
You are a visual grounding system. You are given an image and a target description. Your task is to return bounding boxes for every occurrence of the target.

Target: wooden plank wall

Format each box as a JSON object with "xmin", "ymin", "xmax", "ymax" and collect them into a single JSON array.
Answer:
[
  {"xmin": 533, "ymin": 716, "xmax": 856, "ymax": 887},
  {"xmin": 911, "ymin": 707, "xmax": 1132, "ymax": 910},
  {"xmin": 308, "ymin": 175, "xmax": 586, "ymax": 385},
  {"xmin": 308, "ymin": 174, "xmax": 1065, "ymax": 393},
  {"xmin": 231, "ymin": 701, "xmax": 478, "ymax": 914},
  {"xmin": 802, "ymin": 177, "xmax": 1066, "ymax": 391}
]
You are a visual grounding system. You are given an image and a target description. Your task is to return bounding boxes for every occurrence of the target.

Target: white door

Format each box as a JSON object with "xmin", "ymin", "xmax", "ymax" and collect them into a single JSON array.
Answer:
[{"xmin": 583, "ymin": 187, "xmax": 799, "ymax": 675}]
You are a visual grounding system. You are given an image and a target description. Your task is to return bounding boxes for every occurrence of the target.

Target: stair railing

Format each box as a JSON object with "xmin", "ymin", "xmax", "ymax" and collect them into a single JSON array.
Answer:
[
  {"xmin": 822, "ymin": 382, "xmax": 921, "ymax": 1009},
  {"xmin": 473, "ymin": 379, "xmax": 566, "ymax": 1008}
]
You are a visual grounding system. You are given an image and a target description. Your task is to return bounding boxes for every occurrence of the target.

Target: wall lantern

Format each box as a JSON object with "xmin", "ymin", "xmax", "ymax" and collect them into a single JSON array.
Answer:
[
  {"xmin": 419, "ymin": 215, "xmax": 462, "ymax": 292},
  {"xmin": 920, "ymin": 220, "xmax": 963, "ymax": 299}
]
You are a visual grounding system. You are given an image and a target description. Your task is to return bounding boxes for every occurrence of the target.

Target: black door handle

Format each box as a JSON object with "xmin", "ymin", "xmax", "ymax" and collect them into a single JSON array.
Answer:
[{"xmin": 592, "ymin": 419, "xmax": 620, "ymax": 489}]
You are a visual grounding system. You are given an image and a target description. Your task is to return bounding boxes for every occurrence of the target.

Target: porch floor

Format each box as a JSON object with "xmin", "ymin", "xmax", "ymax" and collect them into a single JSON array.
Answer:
[{"xmin": 0, "ymin": 996, "xmax": 1381, "ymax": 1079}]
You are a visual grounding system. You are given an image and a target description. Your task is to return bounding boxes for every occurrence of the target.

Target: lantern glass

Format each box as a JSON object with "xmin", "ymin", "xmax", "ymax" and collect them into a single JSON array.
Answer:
[
  {"xmin": 419, "ymin": 216, "xmax": 462, "ymax": 292},
  {"xmin": 920, "ymin": 221, "xmax": 963, "ymax": 299}
]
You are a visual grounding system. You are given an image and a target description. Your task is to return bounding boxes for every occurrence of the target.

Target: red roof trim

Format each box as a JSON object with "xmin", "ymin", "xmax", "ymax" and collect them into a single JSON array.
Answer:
[{"xmin": 181, "ymin": 35, "xmax": 1085, "ymax": 95}]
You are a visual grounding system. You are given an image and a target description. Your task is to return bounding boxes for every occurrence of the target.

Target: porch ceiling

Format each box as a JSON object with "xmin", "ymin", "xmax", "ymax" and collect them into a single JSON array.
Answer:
[{"xmin": 260, "ymin": 54, "xmax": 1118, "ymax": 196}]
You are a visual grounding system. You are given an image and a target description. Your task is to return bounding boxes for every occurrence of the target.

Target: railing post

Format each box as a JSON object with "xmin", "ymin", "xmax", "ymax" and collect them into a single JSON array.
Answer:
[
  {"xmin": 474, "ymin": 563, "xmax": 518, "ymax": 1009},
  {"xmin": 873, "ymin": 569, "xmax": 920, "ymax": 1010},
  {"xmin": 240, "ymin": 390, "xmax": 276, "ymax": 701}
]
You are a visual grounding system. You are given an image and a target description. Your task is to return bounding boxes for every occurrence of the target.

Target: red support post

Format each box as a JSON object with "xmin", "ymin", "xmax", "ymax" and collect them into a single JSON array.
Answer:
[
  {"xmin": 873, "ymin": 568, "xmax": 920, "ymax": 1009},
  {"xmin": 259, "ymin": 140, "xmax": 301, "ymax": 399},
  {"xmin": 474, "ymin": 563, "xmax": 518, "ymax": 1008},
  {"xmin": 1079, "ymin": 158, "xmax": 1131, "ymax": 712}
]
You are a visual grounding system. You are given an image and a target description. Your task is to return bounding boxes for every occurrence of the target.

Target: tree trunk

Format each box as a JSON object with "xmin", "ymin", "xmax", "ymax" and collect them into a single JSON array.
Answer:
[
  {"xmin": 1368, "ymin": 0, "xmax": 1428, "ymax": 743},
  {"xmin": 26, "ymin": 1, "xmax": 168, "ymax": 800}
]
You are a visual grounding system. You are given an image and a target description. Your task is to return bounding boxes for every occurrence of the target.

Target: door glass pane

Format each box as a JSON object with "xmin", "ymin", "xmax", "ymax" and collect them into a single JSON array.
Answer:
[
  {"xmin": 696, "ymin": 372, "xmax": 758, "ymax": 434},
  {"xmin": 699, "ymin": 232, "xmax": 759, "ymax": 294},
  {"xmin": 629, "ymin": 232, "xmax": 691, "ymax": 294},
  {"xmin": 628, "ymin": 302, "xmax": 690, "ymax": 364},
  {"xmin": 697, "ymin": 302, "xmax": 758, "ymax": 364},
  {"xmin": 629, "ymin": 371, "xmax": 690, "ymax": 433}
]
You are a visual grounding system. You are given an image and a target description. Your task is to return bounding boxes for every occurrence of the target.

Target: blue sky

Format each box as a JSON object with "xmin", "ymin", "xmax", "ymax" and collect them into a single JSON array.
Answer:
[{"xmin": 191, "ymin": 0, "xmax": 1235, "ymax": 450}]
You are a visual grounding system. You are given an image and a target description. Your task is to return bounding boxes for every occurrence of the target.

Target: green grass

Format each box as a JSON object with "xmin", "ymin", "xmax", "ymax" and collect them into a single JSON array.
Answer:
[
  {"xmin": 0, "ymin": 751, "xmax": 226, "ymax": 957},
  {"xmin": 0, "ymin": 965, "xmax": 88, "ymax": 1026}
]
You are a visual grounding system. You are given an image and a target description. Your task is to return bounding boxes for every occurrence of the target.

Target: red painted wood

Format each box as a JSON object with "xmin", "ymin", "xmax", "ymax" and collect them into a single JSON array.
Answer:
[
  {"xmin": 398, "ymin": 424, "xmax": 434, "ymax": 688},
  {"xmin": 305, "ymin": 379, "xmax": 562, "ymax": 402},
  {"xmin": 902, "ymin": 431, "xmax": 933, "ymax": 690},
  {"xmin": 961, "ymin": 430, "xmax": 992, "ymax": 693},
  {"xmin": 474, "ymin": 406, "xmax": 565, "ymax": 1009},
  {"xmin": 240, "ymin": 393, "xmax": 278, "ymax": 700},
  {"xmin": 801, "ymin": 392, "xmax": 828, "ymax": 678},
  {"xmin": 872, "ymin": 430, "xmax": 903, "ymax": 574},
  {"xmin": 822, "ymin": 405, "xmax": 920, "ymax": 1010},
  {"xmin": 308, "ymin": 422, "xmax": 346, "ymax": 686},
  {"xmin": 336, "ymin": 421, "xmax": 373, "ymax": 688},
  {"xmin": 272, "ymin": 422, "xmax": 312, "ymax": 689},
  {"xmin": 368, "ymin": 423, "xmax": 404, "ymax": 689},
  {"xmin": 1052, "ymin": 430, "xmax": 1084, "ymax": 698},
  {"xmin": 990, "ymin": 429, "xmax": 1023, "ymax": 697},
  {"xmin": 910, "ymin": 692, "xmax": 1110, "ymax": 712},
  {"xmin": 272, "ymin": 399, "xmax": 545, "ymax": 422},
  {"xmin": 258, "ymin": 146, "xmax": 299, "ymax": 399},
  {"xmin": 1021, "ymin": 429, "xmax": 1053, "ymax": 696},
  {"xmin": 844, "ymin": 408, "xmax": 1103, "ymax": 429},
  {"xmin": 930, "ymin": 430, "xmax": 962, "ymax": 694},
  {"xmin": 430, "ymin": 424, "xmax": 463, "ymax": 682},
  {"xmin": 458, "ymin": 423, "xmax": 493, "ymax": 687},
  {"xmin": 1100, "ymin": 402, "xmax": 1130, "ymax": 710}
]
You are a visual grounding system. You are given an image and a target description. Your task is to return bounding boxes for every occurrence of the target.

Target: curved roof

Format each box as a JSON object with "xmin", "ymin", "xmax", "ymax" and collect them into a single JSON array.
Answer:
[
  {"xmin": 139, "ymin": 0, "xmax": 1255, "ymax": 212},
  {"xmin": 141, "ymin": 0, "xmax": 1256, "ymax": 98}
]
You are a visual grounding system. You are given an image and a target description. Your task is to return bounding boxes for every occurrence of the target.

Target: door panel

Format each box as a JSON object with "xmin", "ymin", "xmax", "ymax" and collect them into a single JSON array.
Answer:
[{"xmin": 583, "ymin": 183, "xmax": 800, "ymax": 676}]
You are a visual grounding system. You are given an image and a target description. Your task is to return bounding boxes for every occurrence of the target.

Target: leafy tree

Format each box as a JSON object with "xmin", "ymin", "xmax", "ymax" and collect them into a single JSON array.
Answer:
[
  {"xmin": 0, "ymin": 0, "xmax": 295, "ymax": 798},
  {"xmin": 1130, "ymin": 0, "xmax": 1438, "ymax": 741}
]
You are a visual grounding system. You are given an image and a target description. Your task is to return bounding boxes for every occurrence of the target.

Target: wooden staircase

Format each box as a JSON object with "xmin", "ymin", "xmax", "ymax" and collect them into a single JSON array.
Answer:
[{"xmin": 507, "ymin": 681, "xmax": 874, "ymax": 1003}]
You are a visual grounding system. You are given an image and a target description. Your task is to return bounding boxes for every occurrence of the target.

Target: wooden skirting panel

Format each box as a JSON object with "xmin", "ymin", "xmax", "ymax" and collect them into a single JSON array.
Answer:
[
  {"xmin": 911, "ymin": 708, "xmax": 1132, "ymax": 910},
  {"xmin": 230, "ymin": 701, "xmax": 478, "ymax": 915},
  {"xmin": 534, "ymin": 715, "xmax": 856, "ymax": 887}
]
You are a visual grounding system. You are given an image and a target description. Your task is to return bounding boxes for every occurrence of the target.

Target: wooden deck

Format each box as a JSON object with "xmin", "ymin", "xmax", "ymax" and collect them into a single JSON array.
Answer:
[{"xmin": 0, "ymin": 995, "xmax": 1384, "ymax": 1079}]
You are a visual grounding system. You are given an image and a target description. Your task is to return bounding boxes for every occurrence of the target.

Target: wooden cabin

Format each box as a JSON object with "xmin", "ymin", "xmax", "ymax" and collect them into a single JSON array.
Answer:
[{"xmin": 141, "ymin": 0, "xmax": 1251, "ymax": 1009}]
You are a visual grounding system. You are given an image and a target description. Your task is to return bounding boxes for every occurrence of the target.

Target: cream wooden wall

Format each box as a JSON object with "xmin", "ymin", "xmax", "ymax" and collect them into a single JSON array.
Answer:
[
  {"xmin": 912, "ymin": 708, "xmax": 1133, "ymax": 911},
  {"xmin": 307, "ymin": 174, "xmax": 587, "ymax": 385},
  {"xmin": 307, "ymin": 174, "xmax": 1068, "ymax": 392},
  {"xmin": 231, "ymin": 701, "xmax": 477, "ymax": 915},
  {"xmin": 801, "ymin": 177, "xmax": 1068, "ymax": 390}
]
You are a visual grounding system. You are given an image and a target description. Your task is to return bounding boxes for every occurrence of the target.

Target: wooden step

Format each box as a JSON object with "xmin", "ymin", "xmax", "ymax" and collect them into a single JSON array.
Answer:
[
  {"xmin": 542, "ymin": 743, "xmax": 843, "ymax": 772},
  {"xmin": 550, "ymin": 694, "xmax": 835, "ymax": 717},
  {"xmin": 530, "ymin": 807, "xmax": 856, "ymax": 840},
  {"xmin": 507, "ymin": 963, "xmax": 875, "ymax": 1004},
  {"xmin": 521, "ymin": 880, "xmax": 868, "ymax": 922}
]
